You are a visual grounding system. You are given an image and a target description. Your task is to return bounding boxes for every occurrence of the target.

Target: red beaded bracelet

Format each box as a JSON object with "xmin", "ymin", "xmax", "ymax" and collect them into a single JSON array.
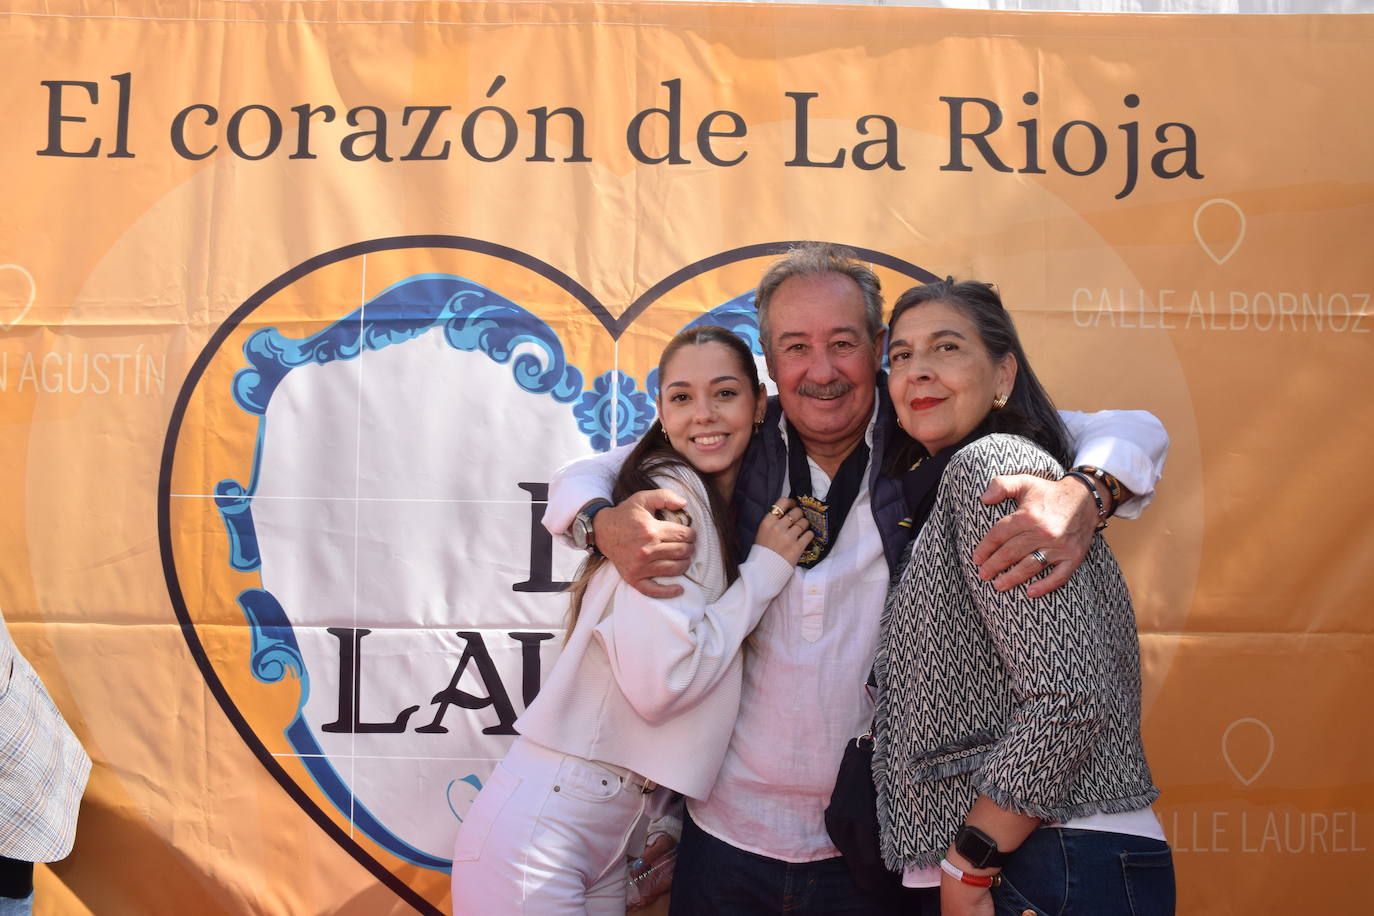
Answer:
[{"xmin": 939, "ymin": 857, "xmax": 1002, "ymax": 888}]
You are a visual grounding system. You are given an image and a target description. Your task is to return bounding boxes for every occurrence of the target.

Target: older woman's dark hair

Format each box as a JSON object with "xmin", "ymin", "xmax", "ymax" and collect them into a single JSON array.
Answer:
[{"xmin": 884, "ymin": 279, "xmax": 1072, "ymax": 475}]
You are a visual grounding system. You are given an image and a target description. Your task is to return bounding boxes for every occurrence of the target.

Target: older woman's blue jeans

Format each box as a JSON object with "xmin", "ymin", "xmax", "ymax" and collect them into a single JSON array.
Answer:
[{"xmin": 991, "ymin": 826, "xmax": 1175, "ymax": 916}]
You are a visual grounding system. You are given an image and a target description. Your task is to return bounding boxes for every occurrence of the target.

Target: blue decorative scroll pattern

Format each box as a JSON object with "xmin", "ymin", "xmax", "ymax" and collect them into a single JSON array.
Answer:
[
  {"xmin": 216, "ymin": 274, "xmax": 589, "ymax": 571},
  {"xmin": 574, "ymin": 372, "xmax": 655, "ymax": 451},
  {"xmin": 214, "ymin": 273, "xmax": 597, "ymax": 871},
  {"xmin": 211, "ymin": 273, "xmax": 759, "ymax": 872},
  {"xmin": 645, "ymin": 291, "xmax": 763, "ymax": 401},
  {"xmin": 237, "ymin": 589, "xmax": 307, "ymax": 689},
  {"xmin": 215, "ymin": 480, "xmax": 260, "ymax": 572},
  {"xmin": 232, "ymin": 275, "xmax": 584, "ymax": 417},
  {"xmin": 685, "ymin": 290, "xmax": 764, "ymax": 353},
  {"xmin": 234, "ymin": 591, "xmax": 455, "ymax": 864},
  {"xmin": 237, "ymin": 586, "xmax": 452, "ymax": 869}
]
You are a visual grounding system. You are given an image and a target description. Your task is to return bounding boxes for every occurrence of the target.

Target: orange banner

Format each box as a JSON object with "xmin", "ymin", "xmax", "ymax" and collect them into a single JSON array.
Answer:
[{"xmin": 0, "ymin": 2, "xmax": 1370, "ymax": 913}]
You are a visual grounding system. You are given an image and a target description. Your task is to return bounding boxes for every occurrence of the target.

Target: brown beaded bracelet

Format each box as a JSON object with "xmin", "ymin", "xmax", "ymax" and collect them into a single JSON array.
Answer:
[{"xmin": 1072, "ymin": 464, "xmax": 1124, "ymax": 504}]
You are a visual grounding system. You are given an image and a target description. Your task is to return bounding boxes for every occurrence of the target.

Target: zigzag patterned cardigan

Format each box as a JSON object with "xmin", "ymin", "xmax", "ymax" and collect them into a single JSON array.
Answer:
[{"xmin": 872, "ymin": 434, "xmax": 1159, "ymax": 871}]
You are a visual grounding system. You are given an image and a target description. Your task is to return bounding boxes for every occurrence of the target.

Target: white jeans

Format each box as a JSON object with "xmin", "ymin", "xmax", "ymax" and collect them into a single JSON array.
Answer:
[{"xmin": 450, "ymin": 737, "xmax": 649, "ymax": 915}]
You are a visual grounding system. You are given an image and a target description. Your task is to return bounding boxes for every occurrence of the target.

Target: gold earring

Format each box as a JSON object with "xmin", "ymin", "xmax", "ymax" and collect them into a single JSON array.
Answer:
[
  {"xmin": 753, "ymin": 420, "xmax": 762, "ymax": 434},
  {"xmin": 992, "ymin": 393, "xmax": 1009, "ymax": 410}
]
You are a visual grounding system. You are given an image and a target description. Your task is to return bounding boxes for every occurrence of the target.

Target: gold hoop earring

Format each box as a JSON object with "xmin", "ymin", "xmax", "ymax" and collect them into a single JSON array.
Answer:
[{"xmin": 992, "ymin": 393, "xmax": 1009, "ymax": 410}]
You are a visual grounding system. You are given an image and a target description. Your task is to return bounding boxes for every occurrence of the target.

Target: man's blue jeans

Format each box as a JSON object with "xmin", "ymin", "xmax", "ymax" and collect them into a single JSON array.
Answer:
[
  {"xmin": 0, "ymin": 893, "xmax": 32, "ymax": 916},
  {"xmin": 669, "ymin": 812, "xmax": 937, "ymax": 915},
  {"xmin": 993, "ymin": 826, "xmax": 1176, "ymax": 916}
]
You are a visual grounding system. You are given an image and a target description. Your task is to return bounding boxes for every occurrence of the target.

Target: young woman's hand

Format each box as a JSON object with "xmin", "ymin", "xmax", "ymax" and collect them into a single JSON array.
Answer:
[{"xmin": 754, "ymin": 497, "xmax": 814, "ymax": 566}]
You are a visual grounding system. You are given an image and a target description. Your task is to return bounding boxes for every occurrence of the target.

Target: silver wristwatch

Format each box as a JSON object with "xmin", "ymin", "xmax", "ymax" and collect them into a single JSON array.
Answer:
[{"xmin": 570, "ymin": 499, "xmax": 613, "ymax": 555}]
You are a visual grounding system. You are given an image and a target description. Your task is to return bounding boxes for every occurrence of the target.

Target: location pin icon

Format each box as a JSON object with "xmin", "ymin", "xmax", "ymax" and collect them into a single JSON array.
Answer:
[
  {"xmin": 1193, "ymin": 199, "xmax": 1247, "ymax": 265},
  {"xmin": 0, "ymin": 264, "xmax": 36, "ymax": 332},
  {"xmin": 1221, "ymin": 717, "xmax": 1274, "ymax": 786}
]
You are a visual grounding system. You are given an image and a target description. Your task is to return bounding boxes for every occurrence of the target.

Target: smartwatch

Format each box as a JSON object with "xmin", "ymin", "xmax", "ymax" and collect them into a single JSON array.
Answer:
[
  {"xmin": 570, "ymin": 499, "xmax": 613, "ymax": 555},
  {"xmin": 954, "ymin": 824, "xmax": 1011, "ymax": 870}
]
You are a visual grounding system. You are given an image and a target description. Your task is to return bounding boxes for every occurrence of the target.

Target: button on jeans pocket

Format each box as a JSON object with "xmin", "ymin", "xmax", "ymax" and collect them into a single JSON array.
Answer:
[
  {"xmin": 451, "ymin": 764, "xmax": 521, "ymax": 863},
  {"xmin": 553, "ymin": 756, "xmax": 625, "ymax": 804},
  {"xmin": 992, "ymin": 872, "xmax": 1052, "ymax": 916}
]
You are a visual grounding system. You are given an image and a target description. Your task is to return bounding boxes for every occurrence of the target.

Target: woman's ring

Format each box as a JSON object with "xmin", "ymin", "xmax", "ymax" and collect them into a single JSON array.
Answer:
[
  {"xmin": 1031, "ymin": 549, "xmax": 1050, "ymax": 568},
  {"xmin": 769, "ymin": 505, "xmax": 785, "ymax": 518}
]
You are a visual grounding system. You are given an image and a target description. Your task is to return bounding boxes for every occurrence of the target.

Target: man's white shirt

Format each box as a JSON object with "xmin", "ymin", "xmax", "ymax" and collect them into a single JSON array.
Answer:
[{"xmin": 542, "ymin": 406, "xmax": 1168, "ymax": 862}]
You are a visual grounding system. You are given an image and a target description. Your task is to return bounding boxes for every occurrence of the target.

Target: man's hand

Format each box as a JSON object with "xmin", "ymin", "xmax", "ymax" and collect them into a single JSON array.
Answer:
[
  {"xmin": 972, "ymin": 474, "xmax": 1097, "ymax": 597},
  {"xmin": 596, "ymin": 490, "xmax": 697, "ymax": 598}
]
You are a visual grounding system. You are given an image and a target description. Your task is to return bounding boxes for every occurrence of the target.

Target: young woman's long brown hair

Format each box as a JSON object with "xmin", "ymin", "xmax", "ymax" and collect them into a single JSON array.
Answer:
[{"xmin": 565, "ymin": 325, "xmax": 764, "ymax": 628}]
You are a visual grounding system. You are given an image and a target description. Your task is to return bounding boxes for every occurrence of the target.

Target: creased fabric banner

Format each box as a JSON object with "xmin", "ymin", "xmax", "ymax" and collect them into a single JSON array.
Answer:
[{"xmin": 0, "ymin": 1, "xmax": 1370, "ymax": 913}]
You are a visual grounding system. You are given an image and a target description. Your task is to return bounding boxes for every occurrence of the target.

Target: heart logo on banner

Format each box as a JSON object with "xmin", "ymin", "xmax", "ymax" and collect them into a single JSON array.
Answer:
[
  {"xmin": 1221, "ymin": 716, "xmax": 1275, "ymax": 787},
  {"xmin": 0, "ymin": 263, "xmax": 36, "ymax": 332},
  {"xmin": 160, "ymin": 235, "xmax": 934, "ymax": 915}
]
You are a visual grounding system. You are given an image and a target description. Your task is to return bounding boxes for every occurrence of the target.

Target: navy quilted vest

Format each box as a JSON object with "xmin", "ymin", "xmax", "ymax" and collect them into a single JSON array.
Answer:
[{"xmin": 732, "ymin": 377, "xmax": 910, "ymax": 576}]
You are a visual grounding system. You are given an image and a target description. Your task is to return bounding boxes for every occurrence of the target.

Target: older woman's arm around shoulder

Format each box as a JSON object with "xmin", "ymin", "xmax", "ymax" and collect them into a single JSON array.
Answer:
[{"xmin": 943, "ymin": 435, "xmax": 1115, "ymax": 914}]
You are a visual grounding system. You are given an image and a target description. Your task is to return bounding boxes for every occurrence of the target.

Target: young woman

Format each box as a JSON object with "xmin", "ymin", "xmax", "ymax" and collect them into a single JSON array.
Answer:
[
  {"xmin": 872, "ymin": 280, "xmax": 1175, "ymax": 916},
  {"xmin": 451, "ymin": 326, "xmax": 813, "ymax": 915}
]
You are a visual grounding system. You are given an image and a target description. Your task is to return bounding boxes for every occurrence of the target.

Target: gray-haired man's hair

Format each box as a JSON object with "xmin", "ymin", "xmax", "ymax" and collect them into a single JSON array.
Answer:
[{"xmin": 754, "ymin": 242, "xmax": 883, "ymax": 354}]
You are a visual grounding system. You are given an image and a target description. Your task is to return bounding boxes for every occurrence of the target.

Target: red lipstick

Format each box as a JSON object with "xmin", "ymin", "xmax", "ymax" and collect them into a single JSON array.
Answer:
[{"xmin": 908, "ymin": 397, "xmax": 944, "ymax": 411}]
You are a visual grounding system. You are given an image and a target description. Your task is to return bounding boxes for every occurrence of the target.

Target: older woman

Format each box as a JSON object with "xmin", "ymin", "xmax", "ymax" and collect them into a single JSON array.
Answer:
[{"xmin": 872, "ymin": 280, "xmax": 1175, "ymax": 916}]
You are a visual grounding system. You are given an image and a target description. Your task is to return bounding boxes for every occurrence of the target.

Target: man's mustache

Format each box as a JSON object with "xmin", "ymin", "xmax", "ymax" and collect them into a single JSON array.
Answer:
[{"xmin": 796, "ymin": 380, "xmax": 854, "ymax": 400}]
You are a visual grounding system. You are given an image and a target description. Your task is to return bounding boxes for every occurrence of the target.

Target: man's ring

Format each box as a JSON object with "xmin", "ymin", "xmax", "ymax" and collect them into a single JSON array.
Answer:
[
  {"xmin": 1031, "ymin": 549, "xmax": 1050, "ymax": 568},
  {"xmin": 769, "ymin": 505, "xmax": 785, "ymax": 518}
]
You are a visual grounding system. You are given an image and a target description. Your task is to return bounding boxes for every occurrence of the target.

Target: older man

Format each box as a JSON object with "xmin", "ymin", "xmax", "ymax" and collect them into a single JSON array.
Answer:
[{"xmin": 544, "ymin": 244, "xmax": 1167, "ymax": 915}]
